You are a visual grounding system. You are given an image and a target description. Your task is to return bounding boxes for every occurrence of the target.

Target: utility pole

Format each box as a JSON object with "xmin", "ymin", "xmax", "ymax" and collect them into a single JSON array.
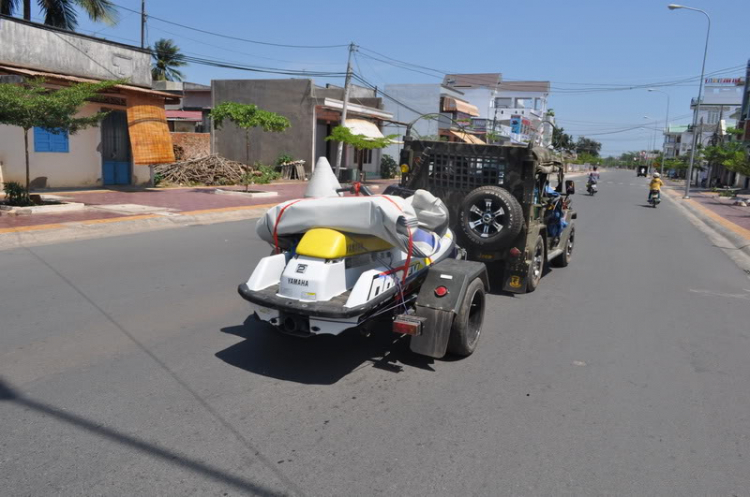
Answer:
[
  {"xmin": 334, "ymin": 42, "xmax": 356, "ymax": 178},
  {"xmin": 140, "ymin": 0, "xmax": 146, "ymax": 49}
]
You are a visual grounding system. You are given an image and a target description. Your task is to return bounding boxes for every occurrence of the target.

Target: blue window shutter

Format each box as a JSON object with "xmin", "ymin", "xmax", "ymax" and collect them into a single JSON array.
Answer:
[
  {"xmin": 34, "ymin": 127, "xmax": 51, "ymax": 152},
  {"xmin": 33, "ymin": 128, "xmax": 69, "ymax": 153}
]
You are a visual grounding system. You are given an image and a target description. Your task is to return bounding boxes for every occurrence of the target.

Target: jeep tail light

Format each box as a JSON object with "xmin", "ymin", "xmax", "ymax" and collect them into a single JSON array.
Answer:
[
  {"xmin": 509, "ymin": 247, "xmax": 522, "ymax": 258},
  {"xmin": 434, "ymin": 286, "xmax": 448, "ymax": 297}
]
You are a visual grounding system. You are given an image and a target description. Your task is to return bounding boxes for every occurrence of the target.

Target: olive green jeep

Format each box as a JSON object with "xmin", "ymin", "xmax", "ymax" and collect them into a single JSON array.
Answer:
[{"xmin": 393, "ymin": 138, "xmax": 577, "ymax": 293}]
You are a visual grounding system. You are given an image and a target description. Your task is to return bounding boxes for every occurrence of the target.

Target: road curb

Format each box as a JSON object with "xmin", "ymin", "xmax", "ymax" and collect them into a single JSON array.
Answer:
[
  {"xmin": 0, "ymin": 204, "xmax": 275, "ymax": 251},
  {"xmin": 664, "ymin": 188, "xmax": 750, "ymax": 258}
]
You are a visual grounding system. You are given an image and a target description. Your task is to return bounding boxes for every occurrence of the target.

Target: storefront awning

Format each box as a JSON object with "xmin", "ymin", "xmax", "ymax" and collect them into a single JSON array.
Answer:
[
  {"xmin": 344, "ymin": 119, "xmax": 385, "ymax": 140},
  {"xmin": 319, "ymin": 98, "xmax": 393, "ymax": 120},
  {"xmin": 442, "ymin": 97, "xmax": 480, "ymax": 117},
  {"xmin": 444, "ymin": 130, "xmax": 485, "ymax": 145}
]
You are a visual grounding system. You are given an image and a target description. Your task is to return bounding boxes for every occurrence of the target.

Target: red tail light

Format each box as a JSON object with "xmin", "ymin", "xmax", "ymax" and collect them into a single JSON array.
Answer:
[
  {"xmin": 434, "ymin": 286, "xmax": 448, "ymax": 297},
  {"xmin": 509, "ymin": 247, "xmax": 522, "ymax": 258}
]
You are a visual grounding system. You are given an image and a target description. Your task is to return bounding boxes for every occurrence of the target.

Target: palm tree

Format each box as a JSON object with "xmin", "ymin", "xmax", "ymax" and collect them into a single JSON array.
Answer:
[
  {"xmin": 151, "ymin": 39, "xmax": 187, "ymax": 82},
  {"xmin": 0, "ymin": 0, "xmax": 118, "ymax": 30}
]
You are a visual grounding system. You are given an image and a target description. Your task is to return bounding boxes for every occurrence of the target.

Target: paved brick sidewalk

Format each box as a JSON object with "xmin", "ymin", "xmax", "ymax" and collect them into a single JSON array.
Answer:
[{"xmin": 0, "ymin": 179, "xmax": 399, "ymax": 233}]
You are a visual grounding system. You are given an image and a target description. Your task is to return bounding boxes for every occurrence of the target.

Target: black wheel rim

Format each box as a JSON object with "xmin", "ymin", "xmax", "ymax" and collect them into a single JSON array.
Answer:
[
  {"xmin": 468, "ymin": 198, "xmax": 506, "ymax": 238},
  {"xmin": 532, "ymin": 240, "xmax": 544, "ymax": 280}
]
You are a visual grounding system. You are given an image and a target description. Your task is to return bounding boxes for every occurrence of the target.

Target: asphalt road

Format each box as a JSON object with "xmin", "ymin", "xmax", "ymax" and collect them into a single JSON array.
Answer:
[{"xmin": 2, "ymin": 169, "xmax": 750, "ymax": 496}]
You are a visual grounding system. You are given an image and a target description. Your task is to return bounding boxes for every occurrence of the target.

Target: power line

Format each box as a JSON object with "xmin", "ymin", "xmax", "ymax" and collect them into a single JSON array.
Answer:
[{"xmin": 112, "ymin": 2, "xmax": 348, "ymax": 49}]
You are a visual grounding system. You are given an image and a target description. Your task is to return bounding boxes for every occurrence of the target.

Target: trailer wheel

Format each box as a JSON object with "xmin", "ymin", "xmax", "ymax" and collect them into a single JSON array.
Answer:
[
  {"xmin": 459, "ymin": 186, "xmax": 524, "ymax": 250},
  {"xmin": 526, "ymin": 234, "xmax": 545, "ymax": 293},
  {"xmin": 447, "ymin": 277, "xmax": 486, "ymax": 356}
]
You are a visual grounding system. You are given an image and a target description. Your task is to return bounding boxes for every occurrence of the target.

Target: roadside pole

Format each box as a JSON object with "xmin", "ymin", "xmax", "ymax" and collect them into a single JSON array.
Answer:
[
  {"xmin": 140, "ymin": 0, "xmax": 146, "ymax": 49},
  {"xmin": 334, "ymin": 43, "xmax": 356, "ymax": 179}
]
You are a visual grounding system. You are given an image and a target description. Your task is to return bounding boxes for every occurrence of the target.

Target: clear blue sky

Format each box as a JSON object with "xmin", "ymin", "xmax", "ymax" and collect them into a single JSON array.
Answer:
[{"xmin": 63, "ymin": 0, "xmax": 750, "ymax": 155}]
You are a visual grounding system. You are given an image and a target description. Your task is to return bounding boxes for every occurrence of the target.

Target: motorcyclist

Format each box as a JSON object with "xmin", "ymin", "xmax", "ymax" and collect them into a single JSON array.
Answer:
[
  {"xmin": 649, "ymin": 172, "xmax": 663, "ymax": 201},
  {"xmin": 587, "ymin": 166, "xmax": 600, "ymax": 193}
]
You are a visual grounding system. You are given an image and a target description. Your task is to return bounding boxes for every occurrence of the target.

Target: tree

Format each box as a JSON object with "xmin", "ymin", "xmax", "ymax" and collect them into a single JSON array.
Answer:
[
  {"xmin": 151, "ymin": 39, "xmax": 188, "ymax": 82},
  {"xmin": 575, "ymin": 136, "xmax": 602, "ymax": 157},
  {"xmin": 209, "ymin": 102, "xmax": 291, "ymax": 165},
  {"xmin": 552, "ymin": 126, "xmax": 574, "ymax": 153},
  {"xmin": 0, "ymin": 78, "xmax": 120, "ymax": 200},
  {"xmin": 0, "ymin": 0, "xmax": 118, "ymax": 30},
  {"xmin": 325, "ymin": 126, "xmax": 397, "ymax": 181},
  {"xmin": 704, "ymin": 141, "xmax": 750, "ymax": 178}
]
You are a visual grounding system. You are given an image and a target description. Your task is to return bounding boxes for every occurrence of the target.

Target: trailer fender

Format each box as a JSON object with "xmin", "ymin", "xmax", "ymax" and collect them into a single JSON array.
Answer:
[{"xmin": 409, "ymin": 259, "xmax": 488, "ymax": 358}]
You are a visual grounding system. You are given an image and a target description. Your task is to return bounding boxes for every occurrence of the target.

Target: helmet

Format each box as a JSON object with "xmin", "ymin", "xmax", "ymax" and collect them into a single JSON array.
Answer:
[{"xmin": 653, "ymin": 172, "xmax": 661, "ymax": 178}]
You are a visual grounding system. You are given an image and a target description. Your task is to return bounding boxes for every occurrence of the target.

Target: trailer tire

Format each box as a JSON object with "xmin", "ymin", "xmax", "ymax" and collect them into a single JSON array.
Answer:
[
  {"xmin": 459, "ymin": 186, "xmax": 524, "ymax": 250},
  {"xmin": 447, "ymin": 277, "xmax": 486, "ymax": 357}
]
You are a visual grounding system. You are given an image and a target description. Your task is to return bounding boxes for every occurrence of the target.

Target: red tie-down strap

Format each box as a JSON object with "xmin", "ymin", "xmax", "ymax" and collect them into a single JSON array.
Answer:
[
  {"xmin": 378, "ymin": 195, "xmax": 413, "ymax": 286},
  {"xmin": 272, "ymin": 199, "xmax": 303, "ymax": 254}
]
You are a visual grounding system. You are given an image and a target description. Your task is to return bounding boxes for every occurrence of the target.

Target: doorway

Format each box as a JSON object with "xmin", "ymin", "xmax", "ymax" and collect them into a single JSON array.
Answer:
[{"xmin": 101, "ymin": 109, "xmax": 132, "ymax": 185}]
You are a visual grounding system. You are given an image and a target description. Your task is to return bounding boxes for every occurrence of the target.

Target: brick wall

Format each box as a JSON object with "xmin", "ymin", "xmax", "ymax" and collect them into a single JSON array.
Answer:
[{"xmin": 171, "ymin": 132, "xmax": 210, "ymax": 160}]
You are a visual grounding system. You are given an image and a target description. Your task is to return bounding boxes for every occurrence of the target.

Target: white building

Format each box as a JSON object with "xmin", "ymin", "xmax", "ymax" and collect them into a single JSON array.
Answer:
[
  {"xmin": 662, "ymin": 77, "xmax": 745, "ymax": 186},
  {"xmin": 443, "ymin": 74, "xmax": 553, "ymax": 147}
]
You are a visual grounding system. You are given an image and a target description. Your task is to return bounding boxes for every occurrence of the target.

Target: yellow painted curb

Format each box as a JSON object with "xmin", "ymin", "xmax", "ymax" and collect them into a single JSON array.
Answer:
[
  {"xmin": 79, "ymin": 214, "xmax": 161, "ymax": 225},
  {"xmin": 666, "ymin": 189, "xmax": 750, "ymax": 241},
  {"xmin": 0, "ymin": 223, "xmax": 66, "ymax": 234},
  {"xmin": 180, "ymin": 203, "xmax": 277, "ymax": 216}
]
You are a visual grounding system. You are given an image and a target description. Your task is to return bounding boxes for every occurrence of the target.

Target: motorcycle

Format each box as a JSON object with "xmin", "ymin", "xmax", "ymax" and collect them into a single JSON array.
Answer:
[
  {"xmin": 587, "ymin": 181, "xmax": 598, "ymax": 196},
  {"xmin": 648, "ymin": 190, "xmax": 661, "ymax": 208}
]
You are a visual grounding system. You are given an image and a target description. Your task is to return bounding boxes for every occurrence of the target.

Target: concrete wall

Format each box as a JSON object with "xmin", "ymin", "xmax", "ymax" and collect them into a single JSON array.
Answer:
[
  {"xmin": 0, "ymin": 103, "xmax": 150, "ymax": 188},
  {"xmin": 0, "ymin": 17, "xmax": 151, "ymax": 87},
  {"xmin": 381, "ymin": 84, "xmax": 443, "ymax": 159},
  {"xmin": 212, "ymin": 79, "xmax": 315, "ymax": 170}
]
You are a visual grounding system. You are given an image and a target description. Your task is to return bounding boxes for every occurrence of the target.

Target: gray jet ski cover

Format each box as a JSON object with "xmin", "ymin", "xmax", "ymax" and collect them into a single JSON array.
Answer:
[{"xmin": 256, "ymin": 189, "xmax": 448, "ymax": 253}]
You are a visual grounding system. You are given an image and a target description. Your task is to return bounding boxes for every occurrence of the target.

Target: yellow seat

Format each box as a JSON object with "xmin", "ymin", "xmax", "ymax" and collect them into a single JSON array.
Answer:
[{"xmin": 296, "ymin": 228, "xmax": 393, "ymax": 259}]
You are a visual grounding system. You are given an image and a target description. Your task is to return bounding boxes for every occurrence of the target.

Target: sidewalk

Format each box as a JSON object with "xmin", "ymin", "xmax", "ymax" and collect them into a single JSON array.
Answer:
[
  {"xmin": 663, "ymin": 180, "xmax": 750, "ymax": 259},
  {"xmin": 0, "ymin": 179, "xmax": 399, "ymax": 249}
]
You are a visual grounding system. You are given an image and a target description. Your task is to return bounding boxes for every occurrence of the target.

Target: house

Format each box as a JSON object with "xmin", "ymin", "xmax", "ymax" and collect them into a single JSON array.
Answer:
[
  {"xmin": 443, "ymin": 74, "xmax": 553, "ymax": 147},
  {"xmin": 211, "ymin": 79, "xmax": 393, "ymax": 179},
  {"xmin": 379, "ymin": 83, "xmax": 483, "ymax": 160},
  {"xmin": 0, "ymin": 16, "xmax": 177, "ymax": 188}
]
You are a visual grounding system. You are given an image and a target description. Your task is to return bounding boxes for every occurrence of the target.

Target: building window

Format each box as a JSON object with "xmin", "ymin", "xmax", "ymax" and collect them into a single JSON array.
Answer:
[
  {"xmin": 515, "ymin": 97, "xmax": 533, "ymax": 109},
  {"xmin": 707, "ymin": 109, "xmax": 719, "ymax": 124},
  {"xmin": 34, "ymin": 127, "xmax": 69, "ymax": 153},
  {"xmin": 494, "ymin": 97, "xmax": 512, "ymax": 109},
  {"xmin": 359, "ymin": 149, "xmax": 373, "ymax": 165}
]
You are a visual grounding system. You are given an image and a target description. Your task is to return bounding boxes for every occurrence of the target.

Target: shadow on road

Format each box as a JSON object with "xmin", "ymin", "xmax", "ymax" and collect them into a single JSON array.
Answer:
[
  {"xmin": 216, "ymin": 316, "xmax": 436, "ymax": 385},
  {"xmin": 0, "ymin": 378, "xmax": 285, "ymax": 497}
]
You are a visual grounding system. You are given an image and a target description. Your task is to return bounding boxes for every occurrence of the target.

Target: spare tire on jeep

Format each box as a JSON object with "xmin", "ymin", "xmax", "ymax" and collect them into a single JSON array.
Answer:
[{"xmin": 459, "ymin": 185, "xmax": 524, "ymax": 250}]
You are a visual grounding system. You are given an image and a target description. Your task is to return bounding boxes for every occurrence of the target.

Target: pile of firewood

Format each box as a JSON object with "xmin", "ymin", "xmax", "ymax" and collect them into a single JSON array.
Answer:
[{"xmin": 155, "ymin": 155, "xmax": 255, "ymax": 185}]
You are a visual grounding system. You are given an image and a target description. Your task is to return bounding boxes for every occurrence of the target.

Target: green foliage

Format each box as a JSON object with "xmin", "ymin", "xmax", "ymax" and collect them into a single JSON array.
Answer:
[
  {"xmin": 380, "ymin": 154, "xmax": 398, "ymax": 179},
  {"xmin": 153, "ymin": 172, "xmax": 164, "ymax": 187},
  {"xmin": 575, "ymin": 136, "xmax": 602, "ymax": 157},
  {"xmin": 242, "ymin": 163, "xmax": 281, "ymax": 186},
  {"xmin": 3, "ymin": 181, "xmax": 31, "ymax": 206},
  {"xmin": 210, "ymin": 102, "xmax": 291, "ymax": 133},
  {"xmin": 325, "ymin": 125, "xmax": 397, "ymax": 150},
  {"xmin": 276, "ymin": 153, "xmax": 295, "ymax": 166},
  {"xmin": 151, "ymin": 39, "xmax": 187, "ymax": 82},
  {"xmin": 552, "ymin": 126, "xmax": 575, "ymax": 153},
  {"xmin": 0, "ymin": 78, "xmax": 119, "ymax": 132},
  {"xmin": 0, "ymin": 0, "xmax": 119, "ymax": 31},
  {"xmin": 573, "ymin": 152, "xmax": 602, "ymax": 165},
  {"xmin": 704, "ymin": 141, "xmax": 750, "ymax": 176}
]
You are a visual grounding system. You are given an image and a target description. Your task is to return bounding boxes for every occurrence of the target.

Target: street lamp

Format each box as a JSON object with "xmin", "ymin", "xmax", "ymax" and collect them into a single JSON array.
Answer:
[
  {"xmin": 668, "ymin": 3, "xmax": 711, "ymax": 198},
  {"xmin": 648, "ymin": 88, "xmax": 670, "ymax": 175}
]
